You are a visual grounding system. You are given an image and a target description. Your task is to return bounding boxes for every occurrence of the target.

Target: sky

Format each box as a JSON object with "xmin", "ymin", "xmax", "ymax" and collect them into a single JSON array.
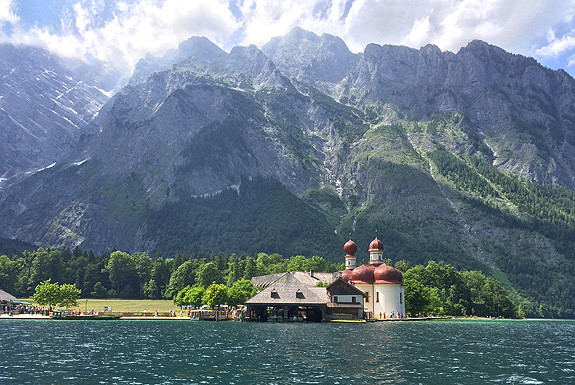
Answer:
[{"xmin": 0, "ymin": 0, "xmax": 574, "ymax": 76}]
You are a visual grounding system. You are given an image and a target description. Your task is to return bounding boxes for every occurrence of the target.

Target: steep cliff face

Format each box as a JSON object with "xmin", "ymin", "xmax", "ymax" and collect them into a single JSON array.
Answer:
[
  {"xmin": 0, "ymin": 37, "xmax": 365, "ymax": 253},
  {"xmin": 264, "ymin": 31, "xmax": 575, "ymax": 189},
  {"xmin": 262, "ymin": 26, "xmax": 359, "ymax": 93},
  {"xmin": 0, "ymin": 44, "xmax": 123, "ymax": 182}
]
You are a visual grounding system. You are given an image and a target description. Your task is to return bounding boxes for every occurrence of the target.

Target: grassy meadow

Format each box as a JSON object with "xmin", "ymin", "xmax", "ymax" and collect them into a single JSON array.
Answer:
[{"xmin": 23, "ymin": 298, "xmax": 178, "ymax": 314}]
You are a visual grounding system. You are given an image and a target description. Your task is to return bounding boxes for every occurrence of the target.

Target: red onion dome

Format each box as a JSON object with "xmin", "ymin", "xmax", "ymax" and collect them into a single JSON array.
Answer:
[
  {"xmin": 344, "ymin": 239, "xmax": 357, "ymax": 256},
  {"xmin": 369, "ymin": 237, "xmax": 384, "ymax": 251},
  {"xmin": 341, "ymin": 269, "xmax": 353, "ymax": 283},
  {"xmin": 350, "ymin": 264, "xmax": 376, "ymax": 284},
  {"xmin": 374, "ymin": 263, "xmax": 403, "ymax": 285}
]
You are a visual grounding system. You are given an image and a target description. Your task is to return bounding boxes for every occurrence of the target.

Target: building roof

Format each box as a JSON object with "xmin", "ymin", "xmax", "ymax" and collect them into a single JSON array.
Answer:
[
  {"xmin": 292, "ymin": 271, "xmax": 337, "ymax": 286},
  {"xmin": 326, "ymin": 277, "xmax": 367, "ymax": 297},
  {"xmin": 251, "ymin": 271, "xmax": 338, "ymax": 290},
  {"xmin": 246, "ymin": 272, "xmax": 329, "ymax": 306},
  {"xmin": 369, "ymin": 237, "xmax": 384, "ymax": 251},
  {"xmin": 251, "ymin": 273, "xmax": 286, "ymax": 289},
  {"xmin": 344, "ymin": 239, "xmax": 357, "ymax": 256},
  {"xmin": 0, "ymin": 289, "xmax": 18, "ymax": 302}
]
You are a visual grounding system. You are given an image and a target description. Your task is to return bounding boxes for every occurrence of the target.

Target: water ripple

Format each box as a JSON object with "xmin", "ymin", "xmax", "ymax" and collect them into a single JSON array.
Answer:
[{"xmin": 1, "ymin": 319, "xmax": 574, "ymax": 384}]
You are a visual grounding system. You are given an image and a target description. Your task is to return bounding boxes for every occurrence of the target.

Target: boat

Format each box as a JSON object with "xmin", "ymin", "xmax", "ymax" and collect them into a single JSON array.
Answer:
[{"xmin": 51, "ymin": 310, "xmax": 121, "ymax": 320}]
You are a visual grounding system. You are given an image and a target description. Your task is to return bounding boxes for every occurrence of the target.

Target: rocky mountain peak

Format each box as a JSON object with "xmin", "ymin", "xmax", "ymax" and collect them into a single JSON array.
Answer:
[
  {"xmin": 131, "ymin": 36, "xmax": 227, "ymax": 85},
  {"xmin": 262, "ymin": 26, "xmax": 358, "ymax": 90}
]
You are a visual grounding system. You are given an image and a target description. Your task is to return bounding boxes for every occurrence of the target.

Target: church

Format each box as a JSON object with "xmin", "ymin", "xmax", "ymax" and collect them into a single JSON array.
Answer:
[
  {"xmin": 245, "ymin": 236, "xmax": 406, "ymax": 321},
  {"xmin": 341, "ymin": 237, "xmax": 406, "ymax": 319}
]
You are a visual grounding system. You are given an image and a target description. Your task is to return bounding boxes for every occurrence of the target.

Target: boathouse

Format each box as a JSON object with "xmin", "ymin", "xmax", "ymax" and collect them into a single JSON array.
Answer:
[
  {"xmin": 246, "ymin": 272, "xmax": 329, "ymax": 321},
  {"xmin": 246, "ymin": 271, "xmax": 366, "ymax": 322}
]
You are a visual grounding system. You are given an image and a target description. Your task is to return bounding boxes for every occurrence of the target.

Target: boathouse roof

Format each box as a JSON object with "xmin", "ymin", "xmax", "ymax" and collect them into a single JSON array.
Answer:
[
  {"xmin": 251, "ymin": 271, "xmax": 338, "ymax": 290},
  {"xmin": 0, "ymin": 289, "xmax": 18, "ymax": 302},
  {"xmin": 246, "ymin": 272, "xmax": 328, "ymax": 306}
]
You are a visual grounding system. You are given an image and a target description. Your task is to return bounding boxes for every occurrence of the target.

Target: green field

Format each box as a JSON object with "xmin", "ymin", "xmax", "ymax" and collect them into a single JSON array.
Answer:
[{"xmin": 24, "ymin": 298, "xmax": 178, "ymax": 314}]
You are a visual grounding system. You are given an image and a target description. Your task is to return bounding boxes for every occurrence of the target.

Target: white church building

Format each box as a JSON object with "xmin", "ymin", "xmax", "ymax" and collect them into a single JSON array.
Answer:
[{"xmin": 341, "ymin": 237, "xmax": 406, "ymax": 319}]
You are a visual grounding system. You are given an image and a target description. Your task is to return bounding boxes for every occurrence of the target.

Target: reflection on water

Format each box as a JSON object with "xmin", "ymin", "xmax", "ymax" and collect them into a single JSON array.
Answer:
[{"xmin": 1, "ymin": 319, "xmax": 574, "ymax": 384}]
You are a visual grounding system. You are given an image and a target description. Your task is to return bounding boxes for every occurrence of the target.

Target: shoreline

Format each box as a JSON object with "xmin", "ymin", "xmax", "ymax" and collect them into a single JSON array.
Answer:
[{"xmin": 2, "ymin": 313, "xmax": 572, "ymax": 322}]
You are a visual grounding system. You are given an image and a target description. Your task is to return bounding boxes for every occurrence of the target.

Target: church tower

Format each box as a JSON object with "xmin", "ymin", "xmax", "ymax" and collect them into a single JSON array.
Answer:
[
  {"xmin": 369, "ymin": 237, "xmax": 384, "ymax": 265},
  {"xmin": 344, "ymin": 239, "xmax": 357, "ymax": 270}
]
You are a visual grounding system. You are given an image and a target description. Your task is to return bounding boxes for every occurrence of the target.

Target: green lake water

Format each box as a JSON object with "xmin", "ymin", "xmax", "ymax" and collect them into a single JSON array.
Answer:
[{"xmin": 1, "ymin": 319, "xmax": 574, "ymax": 384}]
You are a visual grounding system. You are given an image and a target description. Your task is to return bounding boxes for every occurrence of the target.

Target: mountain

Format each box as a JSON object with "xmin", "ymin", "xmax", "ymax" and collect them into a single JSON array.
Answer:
[
  {"xmin": 1, "ymin": 29, "xmax": 575, "ymax": 315},
  {"xmin": 0, "ymin": 44, "xmax": 125, "ymax": 185}
]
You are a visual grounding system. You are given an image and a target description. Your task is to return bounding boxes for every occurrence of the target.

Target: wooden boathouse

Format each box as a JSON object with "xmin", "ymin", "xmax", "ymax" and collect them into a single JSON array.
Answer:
[{"xmin": 245, "ymin": 271, "xmax": 366, "ymax": 322}]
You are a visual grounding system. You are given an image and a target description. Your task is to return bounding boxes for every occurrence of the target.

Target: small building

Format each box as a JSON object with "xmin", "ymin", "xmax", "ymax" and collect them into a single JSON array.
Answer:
[
  {"xmin": 325, "ymin": 277, "xmax": 366, "ymax": 320},
  {"xmin": 246, "ymin": 272, "xmax": 329, "ymax": 322},
  {"xmin": 246, "ymin": 271, "xmax": 365, "ymax": 322},
  {"xmin": 0, "ymin": 289, "xmax": 17, "ymax": 303}
]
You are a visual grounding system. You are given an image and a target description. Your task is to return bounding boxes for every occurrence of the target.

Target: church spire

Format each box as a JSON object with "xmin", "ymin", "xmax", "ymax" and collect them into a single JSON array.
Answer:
[
  {"xmin": 369, "ymin": 235, "xmax": 384, "ymax": 265},
  {"xmin": 343, "ymin": 238, "xmax": 357, "ymax": 270}
]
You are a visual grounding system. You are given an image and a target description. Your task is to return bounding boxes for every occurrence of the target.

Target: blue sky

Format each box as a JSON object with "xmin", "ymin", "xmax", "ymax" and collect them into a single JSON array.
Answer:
[{"xmin": 1, "ymin": 0, "xmax": 574, "ymax": 76}]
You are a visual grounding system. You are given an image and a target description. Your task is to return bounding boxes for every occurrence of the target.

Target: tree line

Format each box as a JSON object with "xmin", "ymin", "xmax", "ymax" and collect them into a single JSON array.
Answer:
[
  {"xmin": 401, "ymin": 260, "xmax": 518, "ymax": 318},
  {"xmin": 0, "ymin": 245, "xmax": 540, "ymax": 318},
  {"xmin": 0, "ymin": 247, "xmax": 343, "ymax": 301}
]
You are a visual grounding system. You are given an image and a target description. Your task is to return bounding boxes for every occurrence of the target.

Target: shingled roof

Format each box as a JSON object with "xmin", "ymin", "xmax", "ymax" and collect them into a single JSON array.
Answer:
[
  {"xmin": 251, "ymin": 271, "xmax": 338, "ymax": 290},
  {"xmin": 250, "ymin": 273, "xmax": 286, "ymax": 289},
  {"xmin": 246, "ymin": 272, "xmax": 329, "ymax": 306},
  {"xmin": 0, "ymin": 289, "xmax": 18, "ymax": 302}
]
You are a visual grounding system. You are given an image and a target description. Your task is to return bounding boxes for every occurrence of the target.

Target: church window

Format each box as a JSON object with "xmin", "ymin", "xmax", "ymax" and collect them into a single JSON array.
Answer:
[
  {"xmin": 400, "ymin": 292, "xmax": 403, "ymax": 304},
  {"xmin": 376, "ymin": 291, "xmax": 379, "ymax": 303},
  {"xmin": 365, "ymin": 292, "xmax": 369, "ymax": 303}
]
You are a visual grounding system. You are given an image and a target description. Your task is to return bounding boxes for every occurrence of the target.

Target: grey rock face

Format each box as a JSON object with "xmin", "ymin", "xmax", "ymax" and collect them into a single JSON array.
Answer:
[
  {"xmin": 0, "ymin": 44, "xmax": 123, "ymax": 181},
  {"xmin": 266, "ymin": 35, "xmax": 575, "ymax": 189},
  {"xmin": 262, "ymin": 27, "xmax": 358, "ymax": 94}
]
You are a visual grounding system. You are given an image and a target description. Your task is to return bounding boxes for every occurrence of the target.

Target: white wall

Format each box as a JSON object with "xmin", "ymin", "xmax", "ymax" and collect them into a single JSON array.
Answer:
[{"xmin": 372, "ymin": 284, "xmax": 405, "ymax": 318}]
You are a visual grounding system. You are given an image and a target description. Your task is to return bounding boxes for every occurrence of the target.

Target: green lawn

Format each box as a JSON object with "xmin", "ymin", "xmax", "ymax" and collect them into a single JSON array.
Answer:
[{"xmin": 24, "ymin": 298, "xmax": 179, "ymax": 314}]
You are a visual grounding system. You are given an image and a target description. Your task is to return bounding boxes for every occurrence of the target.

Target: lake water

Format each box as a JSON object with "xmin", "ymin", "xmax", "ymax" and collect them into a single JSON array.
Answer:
[{"xmin": 1, "ymin": 319, "xmax": 574, "ymax": 384}]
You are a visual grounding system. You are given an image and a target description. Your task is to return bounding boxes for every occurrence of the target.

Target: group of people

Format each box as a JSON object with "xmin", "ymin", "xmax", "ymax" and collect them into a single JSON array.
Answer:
[
  {"xmin": 1, "ymin": 303, "xmax": 48, "ymax": 316},
  {"xmin": 376, "ymin": 311, "xmax": 405, "ymax": 319}
]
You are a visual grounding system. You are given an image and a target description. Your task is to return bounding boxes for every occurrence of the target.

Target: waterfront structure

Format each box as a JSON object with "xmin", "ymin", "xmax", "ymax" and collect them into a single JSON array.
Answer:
[
  {"xmin": 246, "ymin": 236, "xmax": 405, "ymax": 321},
  {"xmin": 341, "ymin": 237, "xmax": 405, "ymax": 318},
  {"xmin": 245, "ymin": 271, "xmax": 365, "ymax": 321},
  {"xmin": 0, "ymin": 289, "xmax": 17, "ymax": 303}
]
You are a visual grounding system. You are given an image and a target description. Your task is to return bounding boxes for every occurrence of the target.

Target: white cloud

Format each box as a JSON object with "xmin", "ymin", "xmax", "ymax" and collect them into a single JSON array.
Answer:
[
  {"xmin": 4, "ymin": 0, "xmax": 239, "ymax": 72},
  {"xmin": 235, "ymin": 0, "xmax": 575, "ymax": 74},
  {"xmin": 402, "ymin": 15, "xmax": 432, "ymax": 48},
  {"xmin": 0, "ymin": 0, "xmax": 18, "ymax": 25},
  {"xmin": 235, "ymin": 0, "xmax": 574, "ymax": 56},
  {"xmin": 537, "ymin": 28, "xmax": 575, "ymax": 58},
  {"xmin": 1, "ymin": 0, "xmax": 574, "ymax": 75}
]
